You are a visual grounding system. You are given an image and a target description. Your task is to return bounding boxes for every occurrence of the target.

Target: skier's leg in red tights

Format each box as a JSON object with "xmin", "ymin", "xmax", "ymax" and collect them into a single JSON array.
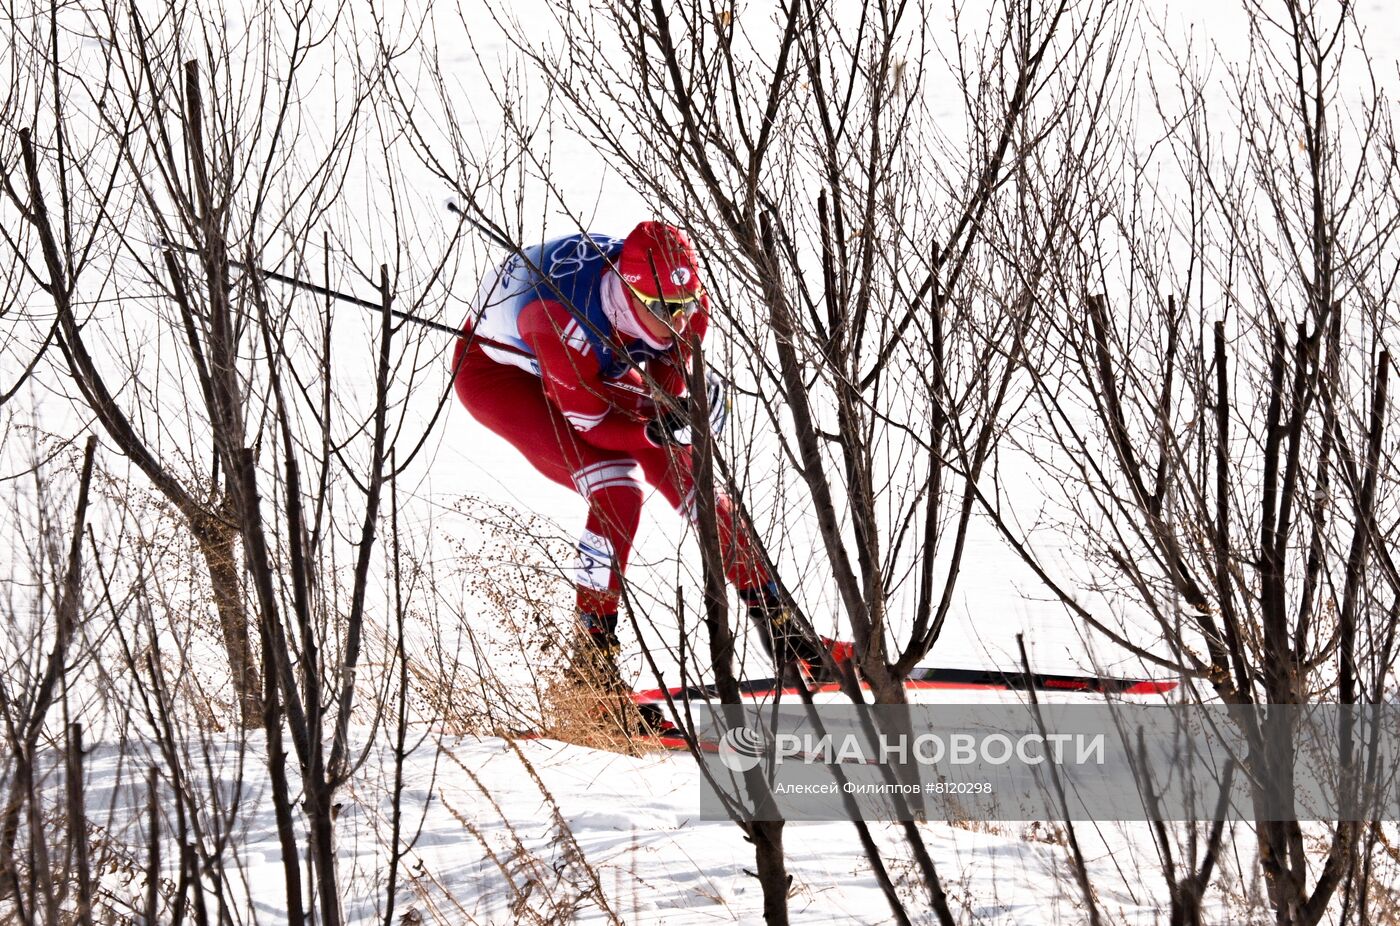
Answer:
[
  {"xmin": 452, "ymin": 340, "xmax": 644, "ymax": 621},
  {"xmin": 628, "ymin": 443, "xmax": 849, "ymax": 669},
  {"xmin": 631, "ymin": 444, "xmax": 772, "ymax": 594}
]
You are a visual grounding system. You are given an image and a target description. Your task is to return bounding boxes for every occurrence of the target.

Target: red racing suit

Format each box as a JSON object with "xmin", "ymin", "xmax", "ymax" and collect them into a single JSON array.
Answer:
[{"xmin": 451, "ymin": 239, "xmax": 770, "ymax": 620}]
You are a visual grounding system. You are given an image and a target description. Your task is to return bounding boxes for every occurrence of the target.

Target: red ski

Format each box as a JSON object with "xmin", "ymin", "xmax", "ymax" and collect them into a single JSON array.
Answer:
[
  {"xmin": 634, "ymin": 666, "xmax": 1176, "ymax": 707},
  {"xmin": 628, "ymin": 667, "xmax": 1177, "ymax": 748}
]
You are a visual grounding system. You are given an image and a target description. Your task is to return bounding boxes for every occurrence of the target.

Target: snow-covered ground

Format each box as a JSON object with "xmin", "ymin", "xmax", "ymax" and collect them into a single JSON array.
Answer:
[
  {"xmin": 82, "ymin": 716, "xmax": 1248, "ymax": 925},
  {"xmin": 5, "ymin": 0, "xmax": 1399, "ymax": 923}
]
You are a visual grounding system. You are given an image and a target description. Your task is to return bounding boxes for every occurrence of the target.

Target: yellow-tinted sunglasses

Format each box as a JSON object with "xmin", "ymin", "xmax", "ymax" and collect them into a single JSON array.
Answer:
[{"xmin": 623, "ymin": 279, "xmax": 701, "ymax": 323}]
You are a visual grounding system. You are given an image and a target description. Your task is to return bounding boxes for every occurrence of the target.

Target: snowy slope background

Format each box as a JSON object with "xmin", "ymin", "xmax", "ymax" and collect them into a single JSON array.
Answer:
[{"xmin": 2, "ymin": 0, "xmax": 1399, "ymax": 923}]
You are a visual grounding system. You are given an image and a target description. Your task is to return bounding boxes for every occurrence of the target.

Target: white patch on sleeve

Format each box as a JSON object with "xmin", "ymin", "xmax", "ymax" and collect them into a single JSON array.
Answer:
[
  {"xmin": 574, "ymin": 530, "xmax": 616, "ymax": 592},
  {"xmin": 562, "ymin": 318, "xmax": 593, "ymax": 356}
]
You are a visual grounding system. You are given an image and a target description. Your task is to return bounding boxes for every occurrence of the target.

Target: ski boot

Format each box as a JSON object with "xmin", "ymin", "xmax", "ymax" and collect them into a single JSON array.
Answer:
[
  {"xmin": 561, "ymin": 612, "xmax": 661, "ymax": 743},
  {"xmin": 739, "ymin": 584, "xmax": 848, "ymax": 685},
  {"xmin": 567, "ymin": 611, "xmax": 628, "ymax": 694}
]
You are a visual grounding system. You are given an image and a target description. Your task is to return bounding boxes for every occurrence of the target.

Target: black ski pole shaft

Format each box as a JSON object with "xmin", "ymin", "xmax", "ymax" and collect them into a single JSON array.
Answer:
[
  {"xmin": 157, "ymin": 238, "xmax": 467, "ymax": 337},
  {"xmin": 444, "ymin": 200, "xmax": 515, "ymax": 251}
]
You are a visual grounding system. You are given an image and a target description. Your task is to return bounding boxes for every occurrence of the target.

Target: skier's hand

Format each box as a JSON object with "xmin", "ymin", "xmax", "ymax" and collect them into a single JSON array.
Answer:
[
  {"xmin": 645, "ymin": 406, "xmax": 692, "ymax": 447},
  {"xmin": 645, "ymin": 372, "xmax": 729, "ymax": 447}
]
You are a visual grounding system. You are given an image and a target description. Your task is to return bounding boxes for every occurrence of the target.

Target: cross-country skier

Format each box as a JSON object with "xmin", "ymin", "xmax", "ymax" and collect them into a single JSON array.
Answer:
[{"xmin": 451, "ymin": 222, "xmax": 827, "ymax": 681}]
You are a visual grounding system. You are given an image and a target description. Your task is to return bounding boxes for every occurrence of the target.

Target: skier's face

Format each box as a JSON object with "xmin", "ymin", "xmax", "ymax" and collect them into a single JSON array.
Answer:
[{"xmin": 625, "ymin": 285, "xmax": 693, "ymax": 342}]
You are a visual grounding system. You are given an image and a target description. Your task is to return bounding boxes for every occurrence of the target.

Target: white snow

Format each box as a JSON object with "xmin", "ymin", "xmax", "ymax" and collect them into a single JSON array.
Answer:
[
  {"xmin": 75, "ymin": 722, "xmax": 1244, "ymax": 925},
  {"xmin": 4, "ymin": 0, "xmax": 1399, "ymax": 922}
]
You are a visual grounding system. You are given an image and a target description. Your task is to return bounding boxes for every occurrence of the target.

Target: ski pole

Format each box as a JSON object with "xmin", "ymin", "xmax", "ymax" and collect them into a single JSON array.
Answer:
[
  {"xmin": 153, "ymin": 237, "xmax": 537, "ymax": 360},
  {"xmin": 156, "ymin": 223, "xmax": 656, "ymax": 402},
  {"xmin": 444, "ymin": 199, "xmax": 515, "ymax": 250}
]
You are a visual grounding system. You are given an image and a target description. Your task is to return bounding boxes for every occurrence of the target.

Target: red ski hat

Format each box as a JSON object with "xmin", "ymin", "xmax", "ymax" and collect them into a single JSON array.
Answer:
[{"xmin": 617, "ymin": 222, "xmax": 703, "ymax": 301}]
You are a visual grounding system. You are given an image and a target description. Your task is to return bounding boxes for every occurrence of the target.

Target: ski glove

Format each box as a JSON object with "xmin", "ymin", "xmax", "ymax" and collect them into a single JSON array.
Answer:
[
  {"xmin": 645, "ymin": 372, "xmax": 730, "ymax": 448},
  {"xmin": 645, "ymin": 407, "xmax": 692, "ymax": 448}
]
